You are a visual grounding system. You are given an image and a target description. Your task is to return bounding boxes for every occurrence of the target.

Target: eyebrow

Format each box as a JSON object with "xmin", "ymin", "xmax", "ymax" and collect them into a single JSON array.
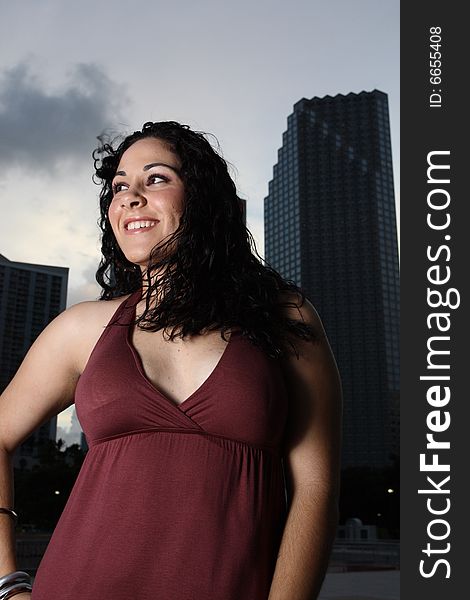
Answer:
[{"xmin": 114, "ymin": 162, "xmax": 181, "ymax": 177}]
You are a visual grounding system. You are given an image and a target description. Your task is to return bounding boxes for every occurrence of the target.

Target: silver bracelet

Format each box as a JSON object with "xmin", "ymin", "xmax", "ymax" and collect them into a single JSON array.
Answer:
[
  {"xmin": 0, "ymin": 509, "xmax": 18, "ymax": 524},
  {"xmin": 0, "ymin": 582, "xmax": 33, "ymax": 600},
  {"xmin": 0, "ymin": 572, "xmax": 30, "ymax": 589},
  {"xmin": 0, "ymin": 572, "xmax": 32, "ymax": 600}
]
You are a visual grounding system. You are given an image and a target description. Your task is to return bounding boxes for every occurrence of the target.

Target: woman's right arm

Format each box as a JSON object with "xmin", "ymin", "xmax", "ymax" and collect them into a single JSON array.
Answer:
[{"xmin": 0, "ymin": 302, "xmax": 93, "ymax": 586}]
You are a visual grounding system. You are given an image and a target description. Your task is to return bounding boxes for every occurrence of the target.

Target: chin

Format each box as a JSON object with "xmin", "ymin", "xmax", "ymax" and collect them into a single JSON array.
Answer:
[
  {"xmin": 120, "ymin": 252, "xmax": 148, "ymax": 268},
  {"xmin": 121, "ymin": 243, "xmax": 173, "ymax": 271}
]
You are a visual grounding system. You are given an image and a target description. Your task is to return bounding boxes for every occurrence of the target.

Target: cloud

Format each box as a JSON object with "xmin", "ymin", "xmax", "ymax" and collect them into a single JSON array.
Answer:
[
  {"xmin": 57, "ymin": 406, "xmax": 83, "ymax": 447},
  {"xmin": 0, "ymin": 61, "xmax": 130, "ymax": 171},
  {"xmin": 67, "ymin": 274, "xmax": 102, "ymax": 307},
  {"xmin": 0, "ymin": 63, "xmax": 127, "ymax": 297}
]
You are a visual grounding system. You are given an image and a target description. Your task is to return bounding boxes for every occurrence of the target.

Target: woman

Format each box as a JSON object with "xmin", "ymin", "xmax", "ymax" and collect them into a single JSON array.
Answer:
[{"xmin": 0, "ymin": 121, "xmax": 342, "ymax": 600}]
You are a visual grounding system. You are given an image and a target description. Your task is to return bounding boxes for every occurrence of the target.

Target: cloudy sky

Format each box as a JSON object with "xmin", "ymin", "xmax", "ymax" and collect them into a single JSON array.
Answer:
[{"xmin": 0, "ymin": 0, "xmax": 399, "ymax": 444}]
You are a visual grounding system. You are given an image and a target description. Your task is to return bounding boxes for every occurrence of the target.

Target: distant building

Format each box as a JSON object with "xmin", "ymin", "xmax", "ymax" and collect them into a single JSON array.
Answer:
[
  {"xmin": 0, "ymin": 254, "xmax": 68, "ymax": 469},
  {"xmin": 80, "ymin": 431, "xmax": 88, "ymax": 453},
  {"xmin": 264, "ymin": 90, "xmax": 399, "ymax": 468},
  {"xmin": 337, "ymin": 518, "xmax": 378, "ymax": 541}
]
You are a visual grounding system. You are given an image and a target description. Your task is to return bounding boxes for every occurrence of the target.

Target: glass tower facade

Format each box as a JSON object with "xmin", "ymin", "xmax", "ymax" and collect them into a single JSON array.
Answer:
[
  {"xmin": 0, "ymin": 254, "xmax": 68, "ymax": 468},
  {"xmin": 264, "ymin": 90, "xmax": 399, "ymax": 468}
]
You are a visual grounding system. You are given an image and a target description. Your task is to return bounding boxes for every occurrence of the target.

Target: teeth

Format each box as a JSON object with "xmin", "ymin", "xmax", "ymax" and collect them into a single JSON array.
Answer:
[{"xmin": 127, "ymin": 220, "xmax": 157, "ymax": 230}]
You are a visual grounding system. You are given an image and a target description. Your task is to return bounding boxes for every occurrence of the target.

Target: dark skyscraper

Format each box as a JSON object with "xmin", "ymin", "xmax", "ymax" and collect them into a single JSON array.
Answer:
[
  {"xmin": 264, "ymin": 90, "xmax": 399, "ymax": 468},
  {"xmin": 0, "ymin": 254, "xmax": 68, "ymax": 468}
]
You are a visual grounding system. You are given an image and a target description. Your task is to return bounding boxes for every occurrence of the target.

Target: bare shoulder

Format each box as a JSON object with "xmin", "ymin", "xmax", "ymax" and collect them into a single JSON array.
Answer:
[
  {"xmin": 52, "ymin": 294, "xmax": 132, "ymax": 373},
  {"xmin": 63, "ymin": 294, "xmax": 131, "ymax": 327},
  {"xmin": 277, "ymin": 289, "xmax": 340, "ymax": 408},
  {"xmin": 277, "ymin": 289, "xmax": 327, "ymax": 347}
]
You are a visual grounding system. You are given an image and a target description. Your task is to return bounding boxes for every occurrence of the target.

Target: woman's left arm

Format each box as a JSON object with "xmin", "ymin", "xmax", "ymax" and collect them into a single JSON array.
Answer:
[{"xmin": 268, "ymin": 296, "xmax": 343, "ymax": 600}]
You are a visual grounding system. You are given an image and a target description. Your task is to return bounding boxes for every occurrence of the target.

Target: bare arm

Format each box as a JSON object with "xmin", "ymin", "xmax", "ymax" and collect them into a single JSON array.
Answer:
[
  {"xmin": 268, "ymin": 295, "xmax": 343, "ymax": 600},
  {"xmin": 0, "ymin": 299, "xmax": 113, "ymax": 581}
]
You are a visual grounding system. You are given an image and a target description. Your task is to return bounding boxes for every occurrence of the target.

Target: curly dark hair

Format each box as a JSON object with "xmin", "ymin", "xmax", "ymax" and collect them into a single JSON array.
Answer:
[{"xmin": 92, "ymin": 120, "xmax": 318, "ymax": 358}]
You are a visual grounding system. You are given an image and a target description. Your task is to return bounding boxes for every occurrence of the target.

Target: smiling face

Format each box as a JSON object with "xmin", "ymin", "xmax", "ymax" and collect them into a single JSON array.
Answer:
[{"xmin": 108, "ymin": 137, "xmax": 185, "ymax": 271}]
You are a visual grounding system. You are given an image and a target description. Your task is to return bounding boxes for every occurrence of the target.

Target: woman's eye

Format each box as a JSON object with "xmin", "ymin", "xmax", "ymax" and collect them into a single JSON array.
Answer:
[
  {"xmin": 147, "ymin": 173, "xmax": 168, "ymax": 185},
  {"xmin": 112, "ymin": 182, "xmax": 128, "ymax": 194}
]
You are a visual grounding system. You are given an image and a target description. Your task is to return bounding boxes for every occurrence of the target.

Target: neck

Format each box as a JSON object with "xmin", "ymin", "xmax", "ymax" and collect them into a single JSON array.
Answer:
[{"xmin": 139, "ymin": 265, "xmax": 168, "ymax": 307}]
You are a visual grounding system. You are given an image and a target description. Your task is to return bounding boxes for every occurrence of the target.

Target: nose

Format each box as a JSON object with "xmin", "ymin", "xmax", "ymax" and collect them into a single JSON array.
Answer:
[{"xmin": 120, "ymin": 187, "xmax": 147, "ymax": 209}]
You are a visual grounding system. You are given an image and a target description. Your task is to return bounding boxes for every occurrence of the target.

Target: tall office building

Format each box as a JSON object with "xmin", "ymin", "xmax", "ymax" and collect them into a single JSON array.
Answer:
[
  {"xmin": 264, "ymin": 90, "xmax": 399, "ymax": 468},
  {"xmin": 0, "ymin": 254, "xmax": 68, "ymax": 468}
]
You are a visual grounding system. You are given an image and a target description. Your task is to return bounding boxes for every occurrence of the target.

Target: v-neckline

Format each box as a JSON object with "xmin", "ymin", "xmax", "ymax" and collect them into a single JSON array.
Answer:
[{"xmin": 124, "ymin": 294, "xmax": 237, "ymax": 410}]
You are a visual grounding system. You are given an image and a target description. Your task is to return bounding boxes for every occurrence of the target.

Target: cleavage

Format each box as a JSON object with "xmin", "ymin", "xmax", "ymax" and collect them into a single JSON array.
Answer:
[{"xmin": 130, "ymin": 326, "xmax": 231, "ymax": 406}]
